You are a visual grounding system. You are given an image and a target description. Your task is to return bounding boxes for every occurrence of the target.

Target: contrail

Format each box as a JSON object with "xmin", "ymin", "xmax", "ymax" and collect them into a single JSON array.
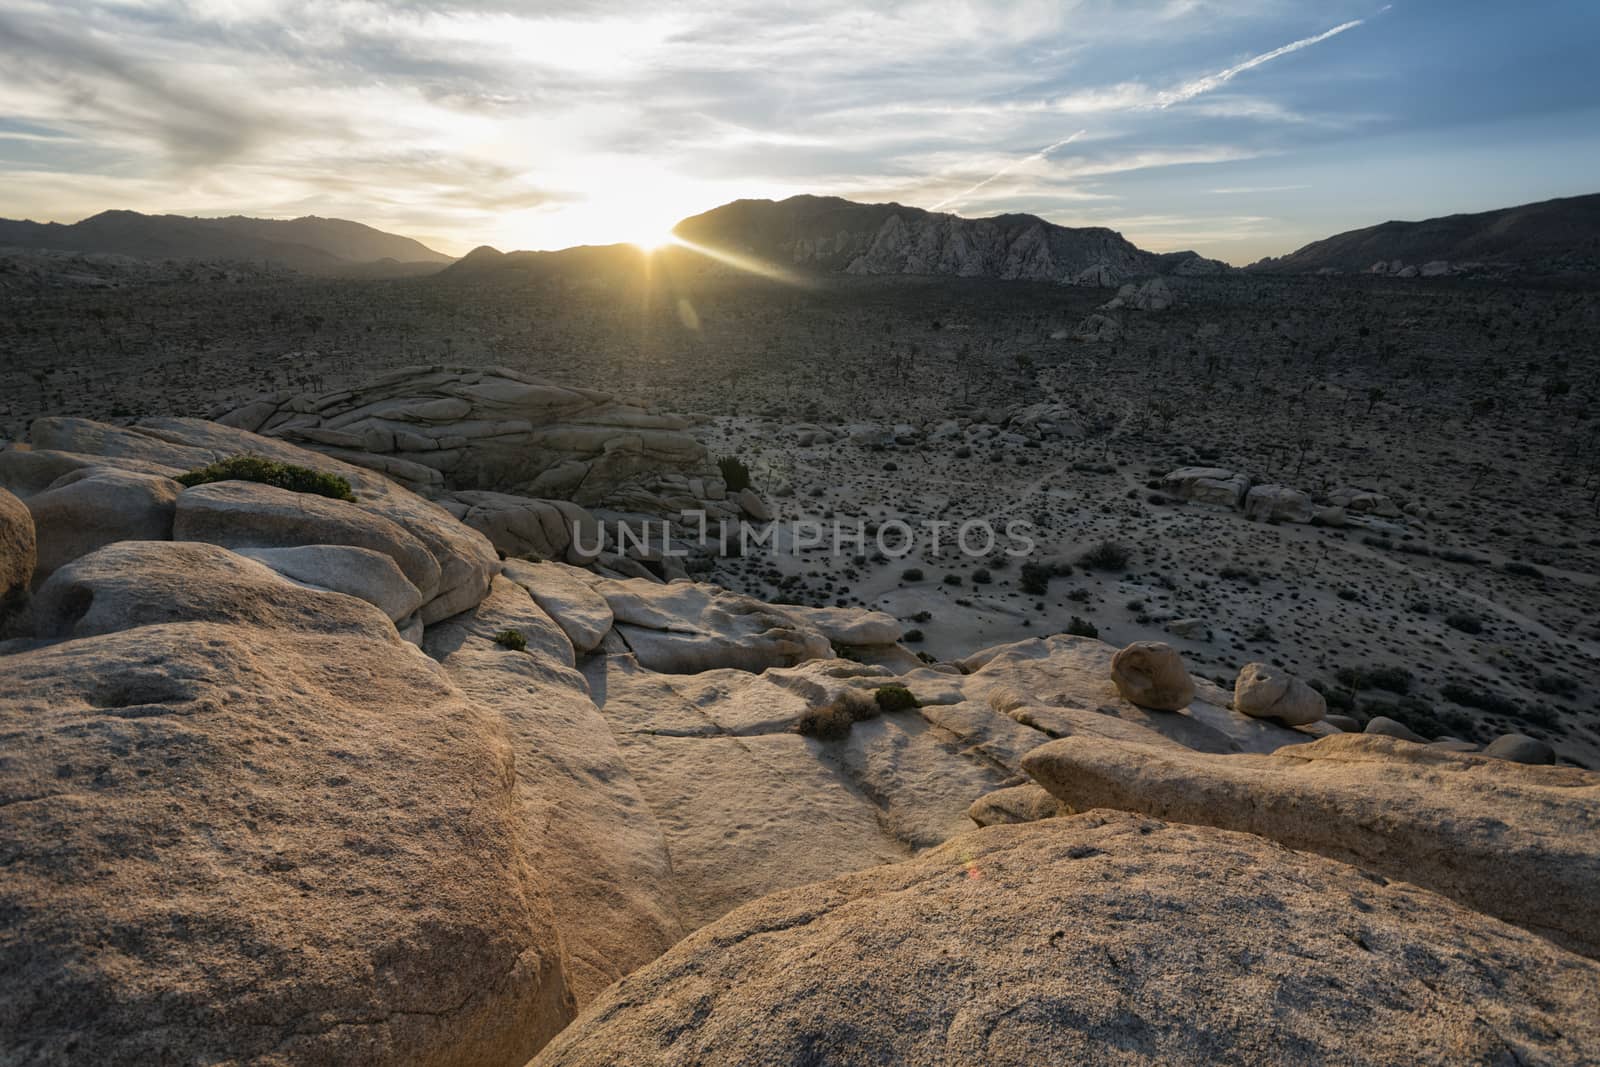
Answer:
[
  {"xmin": 930, "ymin": 129, "xmax": 1087, "ymax": 211},
  {"xmin": 1152, "ymin": 18, "xmax": 1366, "ymax": 109},
  {"xmin": 926, "ymin": 15, "xmax": 1367, "ymax": 213}
]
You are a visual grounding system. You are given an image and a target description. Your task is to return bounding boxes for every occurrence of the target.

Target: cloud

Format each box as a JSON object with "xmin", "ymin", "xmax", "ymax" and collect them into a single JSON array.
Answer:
[
  {"xmin": 1152, "ymin": 19, "xmax": 1366, "ymax": 109},
  {"xmin": 0, "ymin": 0, "xmax": 1393, "ymax": 256}
]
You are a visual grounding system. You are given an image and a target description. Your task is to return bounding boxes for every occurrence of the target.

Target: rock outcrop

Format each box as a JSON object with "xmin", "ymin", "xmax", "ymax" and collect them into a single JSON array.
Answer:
[
  {"xmin": 213, "ymin": 366, "xmax": 727, "ymax": 513},
  {"xmin": 673, "ymin": 194, "xmax": 1156, "ymax": 286},
  {"xmin": 2, "ymin": 415, "xmax": 500, "ymax": 629},
  {"xmin": 0, "ymin": 485, "xmax": 32, "ymax": 615},
  {"xmin": 1021, "ymin": 732, "xmax": 1600, "ymax": 958},
  {"xmin": 1162, "ymin": 466, "xmax": 1252, "ymax": 508},
  {"xmin": 596, "ymin": 578, "xmax": 834, "ymax": 673},
  {"xmin": 0, "ymin": 541, "xmax": 576, "ymax": 1064},
  {"xmin": 533, "ymin": 814, "xmax": 1600, "ymax": 1066}
]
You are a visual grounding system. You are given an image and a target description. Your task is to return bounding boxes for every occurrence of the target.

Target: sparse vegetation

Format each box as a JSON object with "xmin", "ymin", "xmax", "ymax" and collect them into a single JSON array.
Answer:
[
  {"xmin": 493, "ymin": 629, "xmax": 527, "ymax": 651},
  {"xmin": 177, "ymin": 454, "xmax": 356, "ymax": 502}
]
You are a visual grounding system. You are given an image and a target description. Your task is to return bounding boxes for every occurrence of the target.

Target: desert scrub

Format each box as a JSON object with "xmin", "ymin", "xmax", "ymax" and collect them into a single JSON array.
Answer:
[
  {"xmin": 1081, "ymin": 539, "xmax": 1131, "ymax": 571},
  {"xmin": 717, "ymin": 455, "xmax": 752, "ymax": 492},
  {"xmin": 874, "ymin": 685, "xmax": 919, "ymax": 712},
  {"xmin": 794, "ymin": 688, "xmax": 881, "ymax": 741},
  {"xmin": 493, "ymin": 629, "xmax": 527, "ymax": 651},
  {"xmin": 178, "ymin": 454, "xmax": 356, "ymax": 502},
  {"xmin": 1065, "ymin": 615, "xmax": 1098, "ymax": 638}
]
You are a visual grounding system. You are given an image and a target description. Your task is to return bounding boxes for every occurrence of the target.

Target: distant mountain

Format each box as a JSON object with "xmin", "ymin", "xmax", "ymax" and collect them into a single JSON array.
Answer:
[
  {"xmin": 0, "ymin": 210, "xmax": 454, "ymax": 276},
  {"xmin": 1249, "ymin": 194, "xmax": 1600, "ymax": 275},
  {"xmin": 671, "ymin": 195, "xmax": 1218, "ymax": 286},
  {"xmin": 441, "ymin": 195, "xmax": 1222, "ymax": 287}
]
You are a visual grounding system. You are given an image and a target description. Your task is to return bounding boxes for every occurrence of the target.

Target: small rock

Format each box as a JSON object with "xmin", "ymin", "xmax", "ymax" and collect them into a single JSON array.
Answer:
[
  {"xmin": 1365, "ymin": 715, "xmax": 1426, "ymax": 743},
  {"xmin": 1484, "ymin": 733, "xmax": 1556, "ymax": 765},
  {"xmin": 1233, "ymin": 662, "xmax": 1325, "ymax": 726},
  {"xmin": 1325, "ymin": 714, "xmax": 1361, "ymax": 732},
  {"xmin": 1166, "ymin": 617, "xmax": 1211, "ymax": 640},
  {"xmin": 1110, "ymin": 641, "xmax": 1194, "ymax": 711}
]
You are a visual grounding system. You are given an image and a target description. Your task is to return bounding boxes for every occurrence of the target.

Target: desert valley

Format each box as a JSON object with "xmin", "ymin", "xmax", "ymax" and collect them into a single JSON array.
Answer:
[{"xmin": 2, "ymin": 188, "xmax": 1599, "ymax": 1064}]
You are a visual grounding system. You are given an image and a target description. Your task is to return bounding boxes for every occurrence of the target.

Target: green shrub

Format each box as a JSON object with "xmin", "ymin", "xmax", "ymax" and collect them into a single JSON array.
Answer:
[
  {"xmin": 717, "ymin": 455, "xmax": 753, "ymax": 492},
  {"xmin": 903, "ymin": 628, "xmax": 925, "ymax": 643},
  {"xmin": 178, "ymin": 454, "xmax": 356, "ymax": 502},
  {"xmin": 1444, "ymin": 612, "xmax": 1483, "ymax": 635},
  {"xmin": 900, "ymin": 567, "xmax": 925, "ymax": 582},
  {"xmin": 1335, "ymin": 665, "xmax": 1413, "ymax": 695},
  {"xmin": 874, "ymin": 685, "xmax": 919, "ymax": 712},
  {"xmin": 493, "ymin": 629, "xmax": 527, "ymax": 651}
]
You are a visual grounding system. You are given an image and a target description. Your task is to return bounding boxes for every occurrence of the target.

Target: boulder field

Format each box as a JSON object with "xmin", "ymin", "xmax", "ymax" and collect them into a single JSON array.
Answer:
[{"xmin": 1, "ymin": 408, "xmax": 1596, "ymax": 1063}]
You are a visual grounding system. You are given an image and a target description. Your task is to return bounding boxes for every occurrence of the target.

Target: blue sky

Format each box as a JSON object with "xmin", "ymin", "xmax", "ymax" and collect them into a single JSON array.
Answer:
[{"xmin": 0, "ymin": 0, "xmax": 1596, "ymax": 261}]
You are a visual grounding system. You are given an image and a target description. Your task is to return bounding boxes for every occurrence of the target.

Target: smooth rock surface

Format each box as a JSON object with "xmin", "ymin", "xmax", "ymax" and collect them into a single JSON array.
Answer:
[
  {"xmin": 25, "ymin": 467, "xmax": 178, "ymax": 580},
  {"xmin": 423, "ymin": 577, "xmax": 681, "ymax": 1004},
  {"xmin": 534, "ymin": 814, "xmax": 1600, "ymax": 1066},
  {"xmin": 237, "ymin": 544, "xmax": 423, "ymax": 623},
  {"xmin": 1022, "ymin": 732, "xmax": 1600, "ymax": 958},
  {"xmin": 598, "ymin": 578, "xmax": 832, "ymax": 673},
  {"xmin": 0, "ymin": 617, "xmax": 574, "ymax": 1064},
  {"xmin": 502, "ymin": 558, "xmax": 615, "ymax": 652}
]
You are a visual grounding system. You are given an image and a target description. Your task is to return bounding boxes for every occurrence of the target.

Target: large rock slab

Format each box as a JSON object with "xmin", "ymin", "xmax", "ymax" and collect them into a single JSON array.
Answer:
[
  {"xmin": 533, "ymin": 813, "xmax": 1600, "ymax": 1066},
  {"xmin": 213, "ymin": 366, "xmax": 723, "ymax": 513},
  {"xmin": 24, "ymin": 416, "xmax": 499, "ymax": 625},
  {"xmin": 584, "ymin": 654, "xmax": 909, "ymax": 928},
  {"xmin": 502, "ymin": 558, "xmax": 614, "ymax": 653},
  {"xmin": 0, "ymin": 486, "xmax": 33, "ymax": 615},
  {"xmin": 32, "ymin": 540, "xmax": 395, "ymax": 640},
  {"xmin": 1162, "ymin": 466, "xmax": 1251, "ymax": 508},
  {"xmin": 0, "ymin": 616, "xmax": 574, "ymax": 1064},
  {"xmin": 423, "ymin": 577, "xmax": 682, "ymax": 1005},
  {"xmin": 597, "ymin": 578, "xmax": 832, "ymax": 673},
  {"xmin": 236, "ymin": 544, "xmax": 424, "ymax": 623},
  {"xmin": 1021, "ymin": 732, "xmax": 1600, "ymax": 958},
  {"xmin": 25, "ymin": 467, "xmax": 178, "ymax": 581},
  {"xmin": 444, "ymin": 490, "xmax": 602, "ymax": 565},
  {"xmin": 175, "ymin": 479, "xmax": 442, "ymax": 602}
]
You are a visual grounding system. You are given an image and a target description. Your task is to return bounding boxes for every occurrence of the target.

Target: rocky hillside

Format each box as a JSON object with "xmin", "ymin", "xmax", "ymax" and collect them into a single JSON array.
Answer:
[
  {"xmin": 1, "ymin": 378, "xmax": 1596, "ymax": 1063},
  {"xmin": 0, "ymin": 210, "xmax": 453, "ymax": 276},
  {"xmin": 1250, "ymin": 192, "xmax": 1600, "ymax": 275},
  {"xmin": 672, "ymin": 195, "xmax": 1219, "ymax": 286}
]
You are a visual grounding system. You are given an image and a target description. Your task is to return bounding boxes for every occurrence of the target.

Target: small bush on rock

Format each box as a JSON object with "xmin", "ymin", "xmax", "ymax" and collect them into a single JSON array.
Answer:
[
  {"xmin": 874, "ymin": 685, "xmax": 919, "ymax": 712},
  {"xmin": 794, "ymin": 688, "xmax": 881, "ymax": 741},
  {"xmin": 178, "ymin": 454, "xmax": 357, "ymax": 502},
  {"xmin": 493, "ymin": 629, "xmax": 527, "ymax": 651}
]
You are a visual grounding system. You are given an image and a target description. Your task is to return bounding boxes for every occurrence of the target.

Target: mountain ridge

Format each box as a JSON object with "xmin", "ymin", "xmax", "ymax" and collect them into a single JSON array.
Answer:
[
  {"xmin": 1249, "ymin": 193, "xmax": 1600, "ymax": 275},
  {"xmin": 0, "ymin": 210, "xmax": 454, "ymax": 276}
]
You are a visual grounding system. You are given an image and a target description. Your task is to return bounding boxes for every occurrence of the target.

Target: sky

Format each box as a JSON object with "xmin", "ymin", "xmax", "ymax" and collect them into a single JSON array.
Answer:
[{"xmin": 0, "ymin": 1, "xmax": 1596, "ymax": 263}]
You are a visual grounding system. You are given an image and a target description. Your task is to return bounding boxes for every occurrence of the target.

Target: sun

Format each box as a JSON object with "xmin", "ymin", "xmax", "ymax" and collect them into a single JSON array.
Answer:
[{"xmin": 630, "ymin": 228, "xmax": 678, "ymax": 252}]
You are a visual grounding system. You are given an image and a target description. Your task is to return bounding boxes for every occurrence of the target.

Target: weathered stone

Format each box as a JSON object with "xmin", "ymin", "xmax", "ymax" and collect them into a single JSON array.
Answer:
[
  {"xmin": 533, "ymin": 814, "xmax": 1600, "ymax": 1066},
  {"xmin": 0, "ymin": 486, "xmax": 33, "ymax": 615},
  {"xmin": 1233, "ymin": 662, "xmax": 1326, "ymax": 725},
  {"xmin": 1110, "ymin": 640, "xmax": 1195, "ymax": 711},
  {"xmin": 25, "ymin": 467, "xmax": 178, "ymax": 580},
  {"xmin": 0, "ymin": 617, "xmax": 574, "ymax": 1064},
  {"xmin": 965, "ymin": 782, "xmax": 1062, "ymax": 826},
  {"xmin": 1162, "ymin": 466, "xmax": 1251, "ymax": 508},
  {"xmin": 423, "ymin": 578, "xmax": 682, "ymax": 1004},
  {"xmin": 1243, "ymin": 483, "xmax": 1313, "ymax": 523},
  {"xmin": 598, "ymin": 578, "xmax": 831, "ymax": 673},
  {"xmin": 1022, "ymin": 732, "xmax": 1600, "ymax": 958},
  {"xmin": 1485, "ymin": 733, "xmax": 1557, "ymax": 765},
  {"xmin": 174, "ymin": 480, "xmax": 443, "ymax": 603},
  {"xmin": 236, "ymin": 544, "xmax": 423, "ymax": 623},
  {"xmin": 502, "ymin": 558, "xmax": 615, "ymax": 653}
]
